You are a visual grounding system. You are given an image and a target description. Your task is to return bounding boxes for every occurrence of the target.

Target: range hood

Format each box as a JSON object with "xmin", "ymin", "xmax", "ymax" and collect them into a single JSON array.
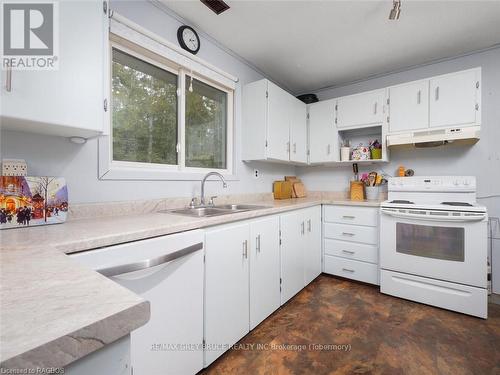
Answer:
[{"xmin": 387, "ymin": 126, "xmax": 480, "ymax": 148}]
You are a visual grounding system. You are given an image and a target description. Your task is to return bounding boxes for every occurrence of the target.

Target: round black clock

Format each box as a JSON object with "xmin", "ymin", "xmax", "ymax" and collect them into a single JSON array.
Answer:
[{"xmin": 177, "ymin": 26, "xmax": 200, "ymax": 55}]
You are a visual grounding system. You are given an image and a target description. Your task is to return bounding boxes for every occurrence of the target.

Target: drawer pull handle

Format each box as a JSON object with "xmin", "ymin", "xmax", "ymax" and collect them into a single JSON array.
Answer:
[
  {"xmin": 342, "ymin": 250, "xmax": 355, "ymax": 254},
  {"xmin": 342, "ymin": 232, "xmax": 355, "ymax": 236},
  {"xmin": 342, "ymin": 268, "xmax": 355, "ymax": 273},
  {"xmin": 342, "ymin": 215, "xmax": 355, "ymax": 219}
]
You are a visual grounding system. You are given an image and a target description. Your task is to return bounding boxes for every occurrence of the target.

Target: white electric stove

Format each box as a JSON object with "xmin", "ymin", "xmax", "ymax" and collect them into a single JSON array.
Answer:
[{"xmin": 379, "ymin": 176, "xmax": 488, "ymax": 318}]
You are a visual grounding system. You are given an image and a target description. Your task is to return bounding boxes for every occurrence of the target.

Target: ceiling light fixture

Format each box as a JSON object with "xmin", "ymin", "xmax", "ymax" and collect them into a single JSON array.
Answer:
[{"xmin": 389, "ymin": 0, "xmax": 401, "ymax": 20}]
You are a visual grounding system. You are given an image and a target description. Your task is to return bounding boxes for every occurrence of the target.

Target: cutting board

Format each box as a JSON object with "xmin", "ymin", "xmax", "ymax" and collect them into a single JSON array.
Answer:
[{"xmin": 293, "ymin": 182, "xmax": 307, "ymax": 198}]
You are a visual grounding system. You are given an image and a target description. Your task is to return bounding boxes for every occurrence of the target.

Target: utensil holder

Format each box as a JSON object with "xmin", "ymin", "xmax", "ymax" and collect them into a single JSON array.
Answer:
[{"xmin": 365, "ymin": 186, "xmax": 380, "ymax": 200}]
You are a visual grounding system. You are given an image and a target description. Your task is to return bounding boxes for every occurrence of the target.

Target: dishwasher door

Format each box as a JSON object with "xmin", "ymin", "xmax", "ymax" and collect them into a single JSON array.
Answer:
[{"xmin": 71, "ymin": 230, "xmax": 204, "ymax": 375}]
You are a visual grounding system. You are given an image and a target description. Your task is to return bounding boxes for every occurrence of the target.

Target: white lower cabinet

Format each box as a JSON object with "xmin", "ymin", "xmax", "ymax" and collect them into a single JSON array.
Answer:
[
  {"xmin": 249, "ymin": 216, "xmax": 281, "ymax": 330},
  {"xmin": 280, "ymin": 206, "xmax": 322, "ymax": 304},
  {"xmin": 324, "ymin": 256, "xmax": 378, "ymax": 285},
  {"xmin": 322, "ymin": 205, "xmax": 379, "ymax": 285},
  {"xmin": 280, "ymin": 210, "xmax": 306, "ymax": 304},
  {"xmin": 304, "ymin": 206, "xmax": 322, "ymax": 285},
  {"xmin": 204, "ymin": 206, "xmax": 322, "ymax": 366},
  {"xmin": 204, "ymin": 223, "xmax": 250, "ymax": 366}
]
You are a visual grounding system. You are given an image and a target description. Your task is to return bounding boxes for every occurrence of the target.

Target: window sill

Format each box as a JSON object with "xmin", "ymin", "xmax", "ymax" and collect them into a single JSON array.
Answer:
[
  {"xmin": 98, "ymin": 136, "xmax": 238, "ymax": 181},
  {"xmin": 99, "ymin": 163, "xmax": 238, "ymax": 181}
]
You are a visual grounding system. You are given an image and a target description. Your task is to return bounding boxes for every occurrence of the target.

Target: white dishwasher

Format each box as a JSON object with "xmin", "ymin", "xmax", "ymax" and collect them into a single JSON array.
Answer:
[{"xmin": 71, "ymin": 230, "xmax": 204, "ymax": 375}]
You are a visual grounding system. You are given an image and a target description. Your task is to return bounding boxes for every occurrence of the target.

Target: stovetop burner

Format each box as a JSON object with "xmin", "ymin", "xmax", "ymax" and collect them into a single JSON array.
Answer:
[
  {"xmin": 389, "ymin": 200, "xmax": 414, "ymax": 204},
  {"xmin": 441, "ymin": 202, "xmax": 474, "ymax": 207}
]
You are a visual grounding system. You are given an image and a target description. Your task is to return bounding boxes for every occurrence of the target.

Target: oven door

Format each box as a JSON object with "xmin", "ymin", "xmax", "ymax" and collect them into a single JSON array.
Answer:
[{"xmin": 380, "ymin": 207, "xmax": 488, "ymax": 288}]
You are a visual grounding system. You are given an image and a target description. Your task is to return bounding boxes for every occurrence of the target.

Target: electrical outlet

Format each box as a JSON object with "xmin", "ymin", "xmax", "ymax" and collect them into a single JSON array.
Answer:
[
  {"xmin": 253, "ymin": 169, "xmax": 260, "ymax": 179},
  {"xmin": 2, "ymin": 159, "xmax": 28, "ymax": 176}
]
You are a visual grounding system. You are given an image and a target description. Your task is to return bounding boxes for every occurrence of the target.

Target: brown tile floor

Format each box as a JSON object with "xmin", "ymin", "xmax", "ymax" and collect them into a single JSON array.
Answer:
[{"xmin": 201, "ymin": 275, "xmax": 500, "ymax": 375}]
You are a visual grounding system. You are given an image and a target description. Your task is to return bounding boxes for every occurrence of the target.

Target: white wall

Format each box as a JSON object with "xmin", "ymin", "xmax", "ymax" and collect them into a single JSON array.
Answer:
[
  {"xmin": 0, "ymin": 0, "xmax": 294, "ymax": 204},
  {"xmin": 297, "ymin": 47, "xmax": 500, "ymax": 229}
]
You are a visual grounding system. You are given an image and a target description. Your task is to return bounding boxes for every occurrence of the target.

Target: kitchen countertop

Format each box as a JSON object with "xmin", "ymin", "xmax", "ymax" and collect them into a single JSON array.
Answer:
[{"xmin": 0, "ymin": 196, "xmax": 382, "ymax": 370}]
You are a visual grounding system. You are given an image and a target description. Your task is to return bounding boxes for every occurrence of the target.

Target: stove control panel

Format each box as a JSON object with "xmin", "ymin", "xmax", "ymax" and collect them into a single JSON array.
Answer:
[{"xmin": 388, "ymin": 176, "xmax": 476, "ymax": 192}]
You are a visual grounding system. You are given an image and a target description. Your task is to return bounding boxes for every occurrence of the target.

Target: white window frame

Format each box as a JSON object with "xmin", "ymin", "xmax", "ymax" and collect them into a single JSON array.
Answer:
[{"xmin": 99, "ymin": 19, "xmax": 236, "ymax": 181}]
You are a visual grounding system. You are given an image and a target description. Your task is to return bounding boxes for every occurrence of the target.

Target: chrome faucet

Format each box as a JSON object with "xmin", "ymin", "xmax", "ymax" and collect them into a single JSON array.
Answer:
[{"xmin": 200, "ymin": 172, "xmax": 227, "ymax": 206}]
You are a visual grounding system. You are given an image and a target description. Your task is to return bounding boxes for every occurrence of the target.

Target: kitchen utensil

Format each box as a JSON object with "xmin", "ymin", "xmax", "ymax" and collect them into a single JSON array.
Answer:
[
  {"xmin": 273, "ymin": 181, "xmax": 292, "ymax": 199},
  {"xmin": 350, "ymin": 181, "xmax": 365, "ymax": 201},
  {"xmin": 353, "ymin": 163, "xmax": 359, "ymax": 181},
  {"xmin": 292, "ymin": 182, "xmax": 307, "ymax": 198}
]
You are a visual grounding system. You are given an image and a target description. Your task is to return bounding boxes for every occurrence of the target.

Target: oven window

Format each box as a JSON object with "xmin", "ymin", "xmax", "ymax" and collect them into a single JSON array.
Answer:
[{"xmin": 396, "ymin": 223, "xmax": 465, "ymax": 261}]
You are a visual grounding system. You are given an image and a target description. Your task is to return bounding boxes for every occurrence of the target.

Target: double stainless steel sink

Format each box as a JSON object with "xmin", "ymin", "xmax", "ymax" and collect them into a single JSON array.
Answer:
[{"xmin": 160, "ymin": 204, "xmax": 270, "ymax": 218}]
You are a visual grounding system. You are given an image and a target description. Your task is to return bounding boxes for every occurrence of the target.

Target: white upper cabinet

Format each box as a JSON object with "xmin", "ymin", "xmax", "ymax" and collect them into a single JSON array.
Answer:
[
  {"xmin": 267, "ymin": 81, "xmax": 292, "ymax": 161},
  {"xmin": 336, "ymin": 89, "xmax": 385, "ymax": 129},
  {"xmin": 242, "ymin": 79, "xmax": 307, "ymax": 164},
  {"xmin": 429, "ymin": 68, "xmax": 480, "ymax": 128},
  {"xmin": 387, "ymin": 67, "xmax": 481, "ymax": 136},
  {"xmin": 290, "ymin": 97, "xmax": 308, "ymax": 164},
  {"xmin": 308, "ymin": 99, "xmax": 337, "ymax": 163},
  {"xmin": 388, "ymin": 80, "xmax": 429, "ymax": 133},
  {"xmin": 1, "ymin": 0, "xmax": 108, "ymax": 138}
]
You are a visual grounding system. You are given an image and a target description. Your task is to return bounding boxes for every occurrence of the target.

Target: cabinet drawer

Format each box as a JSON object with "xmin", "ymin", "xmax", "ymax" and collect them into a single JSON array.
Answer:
[
  {"xmin": 324, "ymin": 256, "xmax": 379, "ymax": 285},
  {"xmin": 323, "ymin": 205, "xmax": 378, "ymax": 227},
  {"xmin": 323, "ymin": 223, "xmax": 378, "ymax": 245},
  {"xmin": 324, "ymin": 239, "xmax": 378, "ymax": 264}
]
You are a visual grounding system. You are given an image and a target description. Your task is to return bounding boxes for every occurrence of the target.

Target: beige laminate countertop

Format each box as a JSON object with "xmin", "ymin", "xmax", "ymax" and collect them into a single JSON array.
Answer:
[{"xmin": 0, "ymin": 197, "xmax": 382, "ymax": 370}]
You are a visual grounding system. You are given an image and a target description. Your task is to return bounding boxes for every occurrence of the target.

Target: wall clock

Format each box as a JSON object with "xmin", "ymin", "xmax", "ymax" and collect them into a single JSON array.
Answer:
[{"xmin": 177, "ymin": 25, "xmax": 200, "ymax": 55}]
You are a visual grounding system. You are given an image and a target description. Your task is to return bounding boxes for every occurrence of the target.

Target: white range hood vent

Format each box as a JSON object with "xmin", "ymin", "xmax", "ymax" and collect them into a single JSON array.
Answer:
[{"xmin": 387, "ymin": 126, "xmax": 480, "ymax": 148}]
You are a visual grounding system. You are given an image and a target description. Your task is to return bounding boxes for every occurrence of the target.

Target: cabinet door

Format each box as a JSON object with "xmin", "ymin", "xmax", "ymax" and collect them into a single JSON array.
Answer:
[
  {"xmin": 304, "ymin": 206, "xmax": 322, "ymax": 285},
  {"xmin": 290, "ymin": 97, "xmax": 308, "ymax": 164},
  {"xmin": 388, "ymin": 80, "xmax": 429, "ymax": 133},
  {"xmin": 249, "ymin": 216, "xmax": 281, "ymax": 330},
  {"xmin": 204, "ymin": 223, "xmax": 250, "ymax": 366},
  {"xmin": 280, "ymin": 210, "xmax": 306, "ymax": 304},
  {"xmin": 429, "ymin": 69, "xmax": 480, "ymax": 128},
  {"xmin": 308, "ymin": 99, "xmax": 337, "ymax": 163},
  {"xmin": 1, "ymin": 1, "xmax": 106, "ymax": 136},
  {"xmin": 267, "ymin": 81, "xmax": 291, "ymax": 161},
  {"xmin": 337, "ymin": 89, "xmax": 385, "ymax": 128}
]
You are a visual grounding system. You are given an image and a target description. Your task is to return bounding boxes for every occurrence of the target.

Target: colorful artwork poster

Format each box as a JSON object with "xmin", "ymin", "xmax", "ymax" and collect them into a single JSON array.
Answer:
[{"xmin": 0, "ymin": 176, "xmax": 68, "ymax": 230}]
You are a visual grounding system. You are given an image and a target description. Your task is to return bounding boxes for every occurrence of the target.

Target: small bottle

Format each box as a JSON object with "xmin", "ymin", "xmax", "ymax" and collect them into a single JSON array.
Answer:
[{"xmin": 398, "ymin": 166, "xmax": 405, "ymax": 177}]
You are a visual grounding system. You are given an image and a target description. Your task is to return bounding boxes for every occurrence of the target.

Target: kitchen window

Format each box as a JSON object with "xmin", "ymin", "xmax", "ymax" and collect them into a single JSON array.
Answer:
[
  {"xmin": 112, "ymin": 48, "xmax": 179, "ymax": 166},
  {"xmin": 99, "ymin": 32, "xmax": 234, "ymax": 180}
]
